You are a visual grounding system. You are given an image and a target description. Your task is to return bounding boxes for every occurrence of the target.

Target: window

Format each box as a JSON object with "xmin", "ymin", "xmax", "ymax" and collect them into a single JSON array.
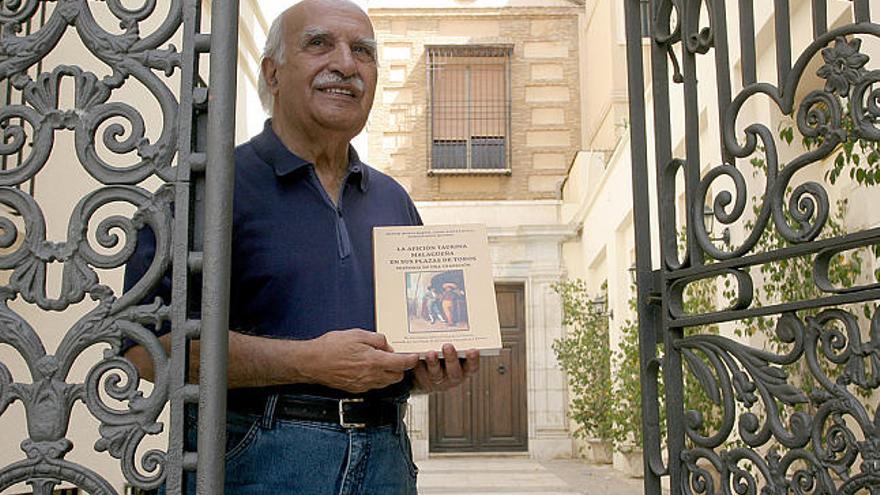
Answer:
[{"xmin": 427, "ymin": 45, "xmax": 512, "ymax": 173}]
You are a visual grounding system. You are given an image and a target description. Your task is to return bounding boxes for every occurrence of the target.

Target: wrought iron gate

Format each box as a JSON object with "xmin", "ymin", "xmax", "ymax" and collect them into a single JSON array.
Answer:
[
  {"xmin": 625, "ymin": 0, "xmax": 880, "ymax": 493},
  {"xmin": 0, "ymin": 0, "xmax": 238, "ymax": 493}
]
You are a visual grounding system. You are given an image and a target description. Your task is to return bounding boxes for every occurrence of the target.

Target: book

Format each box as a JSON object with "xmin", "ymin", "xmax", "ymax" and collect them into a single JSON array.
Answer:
[{"xmin": 373, "ymin": 224, "xmax": 502, "ymax": 356}]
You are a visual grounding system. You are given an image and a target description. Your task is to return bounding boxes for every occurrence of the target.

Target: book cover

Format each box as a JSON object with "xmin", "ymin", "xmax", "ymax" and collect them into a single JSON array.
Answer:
[{"xmin": 373, "ymin": 224, "xmax": 502, "ymax": 356}]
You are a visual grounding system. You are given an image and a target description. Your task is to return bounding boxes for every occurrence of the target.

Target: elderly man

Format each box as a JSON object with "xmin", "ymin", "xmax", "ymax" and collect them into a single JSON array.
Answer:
[{"xmin": 124, "ymin": 0, "xmax": 479, "ymax": 493}]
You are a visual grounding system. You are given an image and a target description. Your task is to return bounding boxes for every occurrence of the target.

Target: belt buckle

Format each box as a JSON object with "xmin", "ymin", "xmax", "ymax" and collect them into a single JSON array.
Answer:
[{"xmin": 339, "ymin": 398, "xmax": 367, "ymax": 429}]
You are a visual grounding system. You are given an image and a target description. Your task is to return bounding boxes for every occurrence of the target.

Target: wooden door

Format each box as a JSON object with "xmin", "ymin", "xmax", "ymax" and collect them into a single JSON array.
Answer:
[{"xmin": 429, "ymin": 284, "xmax": 528, "ymax": 453}]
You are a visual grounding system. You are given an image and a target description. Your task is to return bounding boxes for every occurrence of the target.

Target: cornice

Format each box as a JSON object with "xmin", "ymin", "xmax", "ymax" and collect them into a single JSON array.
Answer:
[
  {"xmin": 368, "ymin": 7, "xmax": 581, "ymax": 18},
  {"xmin": 488, "ymin": 224, "xmax": 578, "ymax": 242}
]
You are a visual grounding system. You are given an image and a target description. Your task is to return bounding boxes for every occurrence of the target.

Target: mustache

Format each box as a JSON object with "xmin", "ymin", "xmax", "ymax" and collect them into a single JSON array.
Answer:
[{"xmin": 312, "ymin": 71, "xmax": 364, "ymax": 91}]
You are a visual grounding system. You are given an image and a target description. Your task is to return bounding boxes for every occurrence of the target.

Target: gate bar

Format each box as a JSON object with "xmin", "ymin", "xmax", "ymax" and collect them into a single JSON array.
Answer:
[
  {"xmin": 774, "ymin": 0, "xmax": 792, "ymax": 86},
  {"xmin": 712, "ymin": 0, "xmax": 734, "ymax": 166},
  {"xmin": 623, "ymin": 1, "xmax": 663, "ymax": 493},
  {"xmin": 198, "ymin": 0, "xmax": 239, "ymax": 492},
  {"xmin": 812, "ymin": 0, "xmax": 827, "ymax": 39},
  {"xmin": 739, "ymin": 0, "xmax": 757, "ymax": 86},
  {"xmin": 854, "ymin": 0, "xmax": 870, "ymax": 23}
]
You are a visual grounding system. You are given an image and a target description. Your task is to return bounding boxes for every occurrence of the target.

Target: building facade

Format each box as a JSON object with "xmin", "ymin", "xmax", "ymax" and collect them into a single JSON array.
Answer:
[{"xmin": 367, "ymin": 0, "xmax": 583, "ymax": 459}]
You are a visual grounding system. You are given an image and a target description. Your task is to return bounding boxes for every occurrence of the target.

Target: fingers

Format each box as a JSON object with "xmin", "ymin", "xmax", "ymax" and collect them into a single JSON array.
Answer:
[
  {"xmin": 410, "ymin": 347, "xmax": 482, "ymax": 394},
  {"xmin": 309, "ymin": 329, "xmax": 419, "ymax": 393},
  {"xmin": 424, "ymin": 350, "xmax": 444, "ymax": 385},
  {"xmin": 412, "ymin": 363, "xmax": 433, "ymax": 392},
  {"xmin": 413, "ymin": 358, "xmax": 447, "ymax": 393},
  {"xmin": 375, "ymin": 350, "xmax": 419, "ymax": 372},
  {"xmin": 442, "ymin": 344, "xmax": 463, "ymax": 383},
  {"xmin": 348, "ymin": 329, "xmax": 395, "ymax": 352},
  {"xmin": 462, "ymin": 349, "xmax": 480, "ymax": 376}
]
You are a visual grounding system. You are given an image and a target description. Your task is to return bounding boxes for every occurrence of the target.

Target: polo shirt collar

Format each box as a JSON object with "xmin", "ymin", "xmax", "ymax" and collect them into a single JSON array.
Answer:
[{"xmin": 251, "ymin": 119, "xmax": 370, "ymax": 192}]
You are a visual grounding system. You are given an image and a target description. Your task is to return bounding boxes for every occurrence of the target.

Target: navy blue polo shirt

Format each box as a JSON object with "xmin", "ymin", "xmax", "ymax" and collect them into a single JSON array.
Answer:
[{"xmin": 124, "ymin": 121, "xmax": 422, "ymax": 401}]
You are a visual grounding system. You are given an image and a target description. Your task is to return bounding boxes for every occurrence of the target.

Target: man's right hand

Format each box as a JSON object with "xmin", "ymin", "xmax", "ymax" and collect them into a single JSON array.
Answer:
[
  {"xmin": 297, "ymin": 329, "xmax": 419, "ymax": 394},
  {"xmin": 125, "ymin": 328, "xmax": 419, "ymax": 392}
]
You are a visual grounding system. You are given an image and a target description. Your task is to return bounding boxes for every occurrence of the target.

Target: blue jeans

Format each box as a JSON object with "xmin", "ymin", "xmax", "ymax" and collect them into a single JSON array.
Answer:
[{"xmin": 170, "ymin": 398, "xmax": 419, "ymax": 494}]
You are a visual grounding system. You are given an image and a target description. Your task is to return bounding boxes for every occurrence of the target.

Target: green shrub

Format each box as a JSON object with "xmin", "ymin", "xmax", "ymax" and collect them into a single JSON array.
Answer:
[{"xmin": 552, "ymin": 279, "xmax": 615, "ymax": 443}]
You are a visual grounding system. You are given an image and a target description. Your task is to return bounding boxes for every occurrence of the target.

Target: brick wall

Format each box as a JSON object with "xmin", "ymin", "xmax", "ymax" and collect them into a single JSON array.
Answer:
[{"xmin": 368, "ymin": 8, "xmax": 582, "ymax": 201}]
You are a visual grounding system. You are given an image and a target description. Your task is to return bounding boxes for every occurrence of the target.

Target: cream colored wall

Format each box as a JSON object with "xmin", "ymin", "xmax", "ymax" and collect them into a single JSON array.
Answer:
[
  {"xmin": 579, "ymin": 0, "xmax": 629, "ymax": 153},
  {"xmin": 0, "ymin": 2, "xmax": 264, "ymax": 492}
]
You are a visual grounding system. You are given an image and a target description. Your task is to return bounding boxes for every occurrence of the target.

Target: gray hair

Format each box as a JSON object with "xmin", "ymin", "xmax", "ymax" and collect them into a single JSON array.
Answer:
[{"xmin": 259, "ymin": 14, "xmax": 287, "ymax": 116}]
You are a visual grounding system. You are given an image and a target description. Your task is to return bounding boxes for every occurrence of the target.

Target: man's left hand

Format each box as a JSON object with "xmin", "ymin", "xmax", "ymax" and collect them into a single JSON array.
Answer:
[{"xmin": 413, "ymin": 344, "xmax": 480, "ymax": 394}]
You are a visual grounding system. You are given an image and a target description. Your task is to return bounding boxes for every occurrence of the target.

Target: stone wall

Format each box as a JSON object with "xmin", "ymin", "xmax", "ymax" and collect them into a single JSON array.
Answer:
[{"xmin": 368, "ymin": 7, "xmax": 582, "ymax": 201}]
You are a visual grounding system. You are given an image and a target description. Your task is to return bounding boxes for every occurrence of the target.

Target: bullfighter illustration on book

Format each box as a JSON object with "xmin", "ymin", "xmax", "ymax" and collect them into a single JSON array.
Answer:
[{"xmin": 406, "ymin": 269, "xmax": 470, "ymax": 333}]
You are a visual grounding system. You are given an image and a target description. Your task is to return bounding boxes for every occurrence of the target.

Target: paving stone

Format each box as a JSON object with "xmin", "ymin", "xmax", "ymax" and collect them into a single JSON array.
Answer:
[{"xmin": 415, "ymin": 457, "xmax": 646, "ymax": 494}]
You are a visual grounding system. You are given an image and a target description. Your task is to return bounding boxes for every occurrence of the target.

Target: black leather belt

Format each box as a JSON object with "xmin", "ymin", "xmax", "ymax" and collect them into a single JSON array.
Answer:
[{"xmin": 237, "ymin": 395, "xmax": 405, "ymax": 429}]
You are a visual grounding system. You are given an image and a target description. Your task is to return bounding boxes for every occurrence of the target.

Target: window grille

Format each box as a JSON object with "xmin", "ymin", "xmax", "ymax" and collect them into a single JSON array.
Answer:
[{"xmin": 427, "ymin": 45, "xmax": 512, "ymax": 173}]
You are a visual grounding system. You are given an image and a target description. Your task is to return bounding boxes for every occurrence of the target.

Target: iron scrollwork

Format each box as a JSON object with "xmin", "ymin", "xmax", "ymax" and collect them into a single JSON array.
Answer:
[
  {"xmin": 704, "ymin": 30, "xmax": 880, "ymax": 262},
  {"xmin": 679, "ymin": 309, "xmax": 880, "ymax": 494},
  {"xmin": 650, "ymin": 0, "xmax": 714, "ymax": 84},
  {"xmin": 676, "ymin": 23, "xmax": 880, "ymax": 495},
  {"xmin": 0, "ymin": 0, "xmax": 193, "ymax": 493},
  {"xmin": 626, "ymin": 1, "xmax": 880, "ymax": 494},
  {"xmin": 668, "ymin": 28, "xmax": 880, "ymax": 322}
]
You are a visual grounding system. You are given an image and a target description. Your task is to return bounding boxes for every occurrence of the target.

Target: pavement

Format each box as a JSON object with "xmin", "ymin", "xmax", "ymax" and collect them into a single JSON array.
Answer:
[{"xmin": 415, "ymin": 456, "xmax": 646, "ymax": 494}]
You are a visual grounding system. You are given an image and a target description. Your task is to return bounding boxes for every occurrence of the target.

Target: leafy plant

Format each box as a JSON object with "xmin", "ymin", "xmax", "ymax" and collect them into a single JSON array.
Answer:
[
  {"xmin": 610, "ymin": 301, "xmax": 644, "ymax": 447},
  {"xmin": 736, "ymin": 123, "xmax": 878, "ymax": 407},
  {"xmin": 552, "ymin": 280, "xmax": 658, "ymax": 450},
  {"xmin": 569, "ymin": 276, "xmax": 722, "ymax": 449},
  {"xmin": 553, "ymin": 279, "xmax": 615, "ymax": 443},
  {"xmin": 785, "ymin": 104, "xmax": 880, "ymax": 187},
  {"xmin": 782, "ymin": 106, "xmax": 880, "ymax": 278},
  {"xmin": 744, "ymin": 122, "xmax": 875, "ymax": 334}
]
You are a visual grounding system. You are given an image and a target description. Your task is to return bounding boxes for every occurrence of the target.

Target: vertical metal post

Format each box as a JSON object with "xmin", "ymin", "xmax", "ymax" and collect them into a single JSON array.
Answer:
[
  {"xmin": 712, "ymin": 0, "xmax": 734, "ymax": 167},
  {"xmin": 670, "ymin": 0, "xmax": 693, "ymax": 489},
  {"xmin": 681, "ymin": 2, "xmax": 702, "ymax": 270},
  {"xmin": 774, "ymin": 0, "xmax": 791, "ymax": 86},
  {"xmin": 739, "ymin": 0, "xmax": 757, "ymax": 87},
  {"xmin": 198, "ymin": 0, "xmax": 239, "ymax": 492},
  {"xmin": 623, "ymin": 1, "xmax": 663, "ymax": 494},
  {"xmin": 853, "ymin": 0, "xmax": 870, "ymax": 23},
  {"xmin": 811, "ymin": 0, "xmax": 827, "ymax": 40}
]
